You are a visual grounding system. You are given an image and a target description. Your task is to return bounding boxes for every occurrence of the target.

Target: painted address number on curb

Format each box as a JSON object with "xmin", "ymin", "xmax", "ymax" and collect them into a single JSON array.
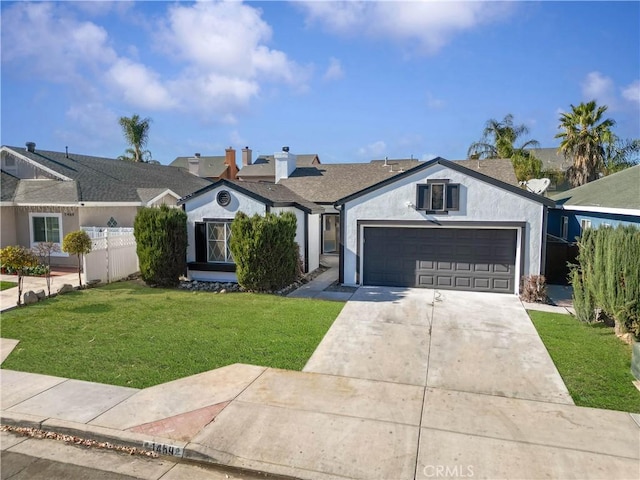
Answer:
[{"xmin": 143, "ymin": 441, "xmax": 183, "ymax": 457}]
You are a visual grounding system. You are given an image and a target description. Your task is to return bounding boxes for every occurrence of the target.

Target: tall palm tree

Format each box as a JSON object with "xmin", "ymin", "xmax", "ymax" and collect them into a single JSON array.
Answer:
[
  {"xmin": 118, "ymin": 114, "xmax": 152, "ymax": 162},
  {"xmin": 555, "ymin": 101, "xmax": 616, "ymax": 187},
  {"xmin": 467, "ymin": 114, "xmax": 541, "ymax": 181}
]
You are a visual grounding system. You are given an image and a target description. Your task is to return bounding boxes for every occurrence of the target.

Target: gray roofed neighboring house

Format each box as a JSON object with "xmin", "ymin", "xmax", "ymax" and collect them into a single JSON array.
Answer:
[
  {"xmin": 170, "ymin": 155, "xmax": 227, "ymax": 178},
  {"xmin": 1, "ymin": 144, "xmax": 212, "ymax": 203},
  {"xmin": 237, "ymin": 153, "xmax": 320, "ymax": 181},
  {"xmin": 530, "ymin": 147, "xmax": 572, "ymax": 172},
  {"xmin": 0, "ymin": 143, "xmax": 212, "ymax": 265},
  {"xmin": 170, "ymin": 148, "xmax": 239, "ymax": 180},
  {"xmin": 552, "ymin": 164, "xmax": 640, "ymax": 211}
]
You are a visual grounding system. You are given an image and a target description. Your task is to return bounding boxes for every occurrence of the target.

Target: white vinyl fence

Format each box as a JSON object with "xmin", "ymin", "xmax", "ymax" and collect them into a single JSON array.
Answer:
[{"xmin": 83, "ymin": 232, "xmax": 139, "ymax": 284}]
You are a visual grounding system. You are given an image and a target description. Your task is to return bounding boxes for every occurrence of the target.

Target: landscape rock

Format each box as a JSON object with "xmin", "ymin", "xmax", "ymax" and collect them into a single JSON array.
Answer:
[
  {"xmin": 35, "ymin": 290, "xmax": 46, "ymax": 300},
  {"xmin": 23, "ymin": 291, "xmax": 39, "ymax": 305},
  {"xmin": 57, "ymin": 284, "xmax": 74, "ymax": 295}
]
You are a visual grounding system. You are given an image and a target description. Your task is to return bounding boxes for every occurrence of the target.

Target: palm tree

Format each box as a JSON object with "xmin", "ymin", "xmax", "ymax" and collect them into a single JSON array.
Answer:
[
  {"xmin": 118, "ymin": 114, "xmax": 152, "ymax": 162},
  {"xmin": 602, "ymin": 138, "xmax": 639, "ymax": 176},
  {"xmin": 467, "ymin": 114, "xmax": 541, "ymax": 181},
  {"xmin": 555, "ymin": 101, "xmax": 616, "ymax": 187}
]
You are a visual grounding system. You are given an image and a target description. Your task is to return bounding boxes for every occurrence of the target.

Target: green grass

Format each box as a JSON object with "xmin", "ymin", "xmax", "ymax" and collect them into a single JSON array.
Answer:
[
  {"xmin": 0, "ymin": 281, "xmax": 343, "ymax": 389},
  {"xmin": 0, "ymin": 281, "xmax": 18, "ymax": 291},
  {"xmin": 529, "ymin": 310, "xmax": 640, "ymax": 413}
]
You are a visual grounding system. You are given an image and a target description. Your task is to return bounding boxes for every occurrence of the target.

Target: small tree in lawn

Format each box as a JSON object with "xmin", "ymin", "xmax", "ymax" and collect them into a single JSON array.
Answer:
[
  {"xmin": 0, "ymin": 246, "xmax": 38, "ymax": 306},
  {"xmin": 32, "ymin": 241, "xmax": 60, "ymax": 296},
  {"xmin": 62, "ymin": 231, "xmax": 92, "ymax": 288}
]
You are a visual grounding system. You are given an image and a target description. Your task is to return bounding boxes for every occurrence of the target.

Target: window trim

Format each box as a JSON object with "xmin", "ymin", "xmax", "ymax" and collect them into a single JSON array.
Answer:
[
  {"xmin": 28, "ymin": 212, "xmax": 67, "ymax": 256},
  {"xmin": 416, "ymin": 180, "xmax": 460, "ymax": 214},
  {"xmin": 580, "ymin": 219, "xmax": 592, "ymax": 232}
]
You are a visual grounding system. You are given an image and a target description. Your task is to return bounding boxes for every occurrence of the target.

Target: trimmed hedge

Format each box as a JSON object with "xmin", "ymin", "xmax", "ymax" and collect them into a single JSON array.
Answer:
[
  {"xmin": 134, "ymin": 205, "xmax": 187, "ymax": 287},
  {"xmin": 229, "ymin": 211, "xmax": 300, "ymax": 292},
  {"xmin": 571, "ymin": 225, "xmax": 640, "ymax": 337}
]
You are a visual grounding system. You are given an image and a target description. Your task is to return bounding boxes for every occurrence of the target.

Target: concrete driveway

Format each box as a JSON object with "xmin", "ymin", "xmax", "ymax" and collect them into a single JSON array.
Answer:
[{"xmin": 305, "ymin": 287, "xmax": 573, "ymax": 403}]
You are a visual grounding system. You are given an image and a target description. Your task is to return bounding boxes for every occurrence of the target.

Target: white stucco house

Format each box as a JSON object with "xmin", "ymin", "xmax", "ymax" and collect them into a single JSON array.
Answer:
[
  {"xmin": 178, "ymin": 177, "xmax": 323, "ymax": 282},
  {"xmin": 180, "ymin": 149, "xmax": 554, "ymax": 294},
  {"xmin": 335, "ymin": 158, "xmax": 554, "ymax": 294}
]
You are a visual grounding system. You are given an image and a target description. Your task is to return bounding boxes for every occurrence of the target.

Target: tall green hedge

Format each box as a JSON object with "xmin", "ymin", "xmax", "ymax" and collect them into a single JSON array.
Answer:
[
  {"xmin": 134, "ymin": 205, "xmax": 187, "ymax": 287},
  {"xmin": 570, "ymin": 225, "xmax": 640, "ymax": 337},
  {"xmin": 229, "ymin": 211, "xmax": 300, "ymax": 292}
]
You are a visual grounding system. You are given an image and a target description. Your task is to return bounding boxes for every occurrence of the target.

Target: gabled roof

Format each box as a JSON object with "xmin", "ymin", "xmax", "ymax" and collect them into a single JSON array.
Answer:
[
  {"xmin": 169, "ymin": 155, "xmax": 228, "ymax": 178},
  {"xmin": 237, "ymin": 154, "xmax": 320, "ymax": 178},
  {"xmin": 278, "ymin": 161, "xmax": 422, "ymax": 203},
  {"xmin": 1, "ymin": 145, "xmax": 211, "ymax": 204},
  {"xmin": 335, "ymin": 158, "xmax": 555, "ymax": 207},
  {"xmin": 276, "ymin": 158, "xmax": 518, "ymax": 204},
  {"xmin": 179, "ymin": 179, "xmax": 324, "ymax": 214},
  {"xmin": 551, "ymin": 164, "xmax": 640, "ymax": 213},
  {"xmin": 0, "ymin": 171, "xmax": 19, "ymax": 202}
]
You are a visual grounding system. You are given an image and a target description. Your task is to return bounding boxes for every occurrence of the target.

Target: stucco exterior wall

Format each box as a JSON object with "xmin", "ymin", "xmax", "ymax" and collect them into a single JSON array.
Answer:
[
  {"xmin": 78, "ymin": 206, "xmax": 139, "ymax": 228},
  {"xmin": 1, "ymin": 207, "xmax": 17, "ymax": 247},
  {"xmin": 548, "ymin": 208, "xmax": 640, "ymax": 242},
  {"xmin": 341, "ymin": 164, "xmax": 546, "ymax": 291},
  {"xmin": 308, "ymin": 213, "xmax": 321, "ymax": 272}
]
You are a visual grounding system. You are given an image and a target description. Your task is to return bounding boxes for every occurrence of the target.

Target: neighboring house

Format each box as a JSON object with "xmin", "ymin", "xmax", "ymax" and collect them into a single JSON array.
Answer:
[
  {"xmin": 0, "ymin": 143, "xmax": 211, "ymax": 267},
  {"xmin": 529, "ymin": 147, "xmax": 573, "ymax": 192},
  {"xmin": 237, "ymin": 148, "xmax": 321, "ymax": 182},
  {"xmin": 169, "ymin": 147, "xmax": 238, "ymax": 180},
  {"xmin": 184, "ymin": 147, "xmax": 547, "ymax": 294},
  {"xmin": 548, "ymin": 164, "xmax": 640, "ymax": 243},
  {"xmin": 178, "ymin": 178, "xmax": 323, "ymax": 282}
]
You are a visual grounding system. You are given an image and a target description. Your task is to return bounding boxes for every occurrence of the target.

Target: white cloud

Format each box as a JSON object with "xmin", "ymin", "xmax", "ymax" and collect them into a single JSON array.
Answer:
[
  {"xmin": 55, "ymin": 102, "xmax": 120, "ymax": 149},
  {"xmin": 622, "ymin": 80, "xmax": 640, "ymax": 106},
  {"xmin": 107, "ymin": 59, "xmax": 176, "ymax": 110},
  {"xmin": 1, "ymin": 2, "xmax": 117, "ymax": 84},
  {"xmin": 1, "ymin": 1, "xmax": 309, "ymax": 123},
  {"xmin": 299, "ymin": 1, "xmax": 514, "ymax": 54},
  {"xmin": 581, "ymin": 71, "xmax": 615, "ymax": 104},
  {"xmin": 358, "ymin": 140, "xmax": 387, "ymax": 158},
  {"xmin": 323, "ymin": 57, "xmax": 344, "ymax": 81}
]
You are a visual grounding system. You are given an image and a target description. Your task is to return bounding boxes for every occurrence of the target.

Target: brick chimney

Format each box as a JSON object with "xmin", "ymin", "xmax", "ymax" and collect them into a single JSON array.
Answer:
[
  {"xmin": 242, "ymin": 146, "xmax": 252, "ymax": 166},
  {"xmin": 225, "ymin": 147, "xmax": 238, "ymax": 179},
  {"xmin": 275, "ymin": 146, "xmax": 296, "ymax": 183}
]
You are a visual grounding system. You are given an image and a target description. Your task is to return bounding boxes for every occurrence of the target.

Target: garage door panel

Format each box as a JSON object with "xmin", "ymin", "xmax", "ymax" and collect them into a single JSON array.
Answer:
[{"xmin": 363, "ymin": 227, "xmax": 517, "ymax": 293}]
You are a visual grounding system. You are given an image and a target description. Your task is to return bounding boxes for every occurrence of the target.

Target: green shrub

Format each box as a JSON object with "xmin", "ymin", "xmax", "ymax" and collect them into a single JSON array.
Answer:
[
  {"xmin": 571, "ymin": 225, "xmax": 640, "ymax": 337},
  {"xmin": 0, "ymin": 245, "xmax": 38, "ymax": 306},
  {"xmin": 62, "ymin": 230, "xmax": 92, "ymax": 288},
  {"xmin": 134, "ymin": 205, "xmax": 187, "ymax": 287},
  {"xmin": 229, "ymin": 211, "xmax": 300, "ymax": 292}
]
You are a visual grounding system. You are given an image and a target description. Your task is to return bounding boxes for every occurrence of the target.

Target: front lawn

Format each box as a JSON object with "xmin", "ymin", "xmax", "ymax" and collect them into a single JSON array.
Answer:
[
  {"xmin": 0, "ymin": 281, "xmax": 17, "ymax": 291},
  {"xmin": 530, "ymin": 310, "xmax": 640, "ymax": 413},
  {"xmin": 0, "ymin": 281, "xmax": 343, "ymax": 389}
]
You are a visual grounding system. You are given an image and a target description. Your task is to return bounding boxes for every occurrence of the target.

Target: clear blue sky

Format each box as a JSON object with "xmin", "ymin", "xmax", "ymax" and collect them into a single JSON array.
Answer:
[{"xmin": 2, "ymin": 1, "xmax": 639, "ymax": 165}]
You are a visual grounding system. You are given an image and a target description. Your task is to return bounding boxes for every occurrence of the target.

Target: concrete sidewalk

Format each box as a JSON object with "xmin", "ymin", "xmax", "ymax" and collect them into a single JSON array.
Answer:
[
  {"xmin": 2, "ymin": 288, "xmax": 639, "ymax": 479},
  {"xmin": 287, "ymin": 257, "xmax": 355, "ymax": 302},
  {"xmin": 0, "ymin": 271, "xmax": 81, "ymax": 313}
]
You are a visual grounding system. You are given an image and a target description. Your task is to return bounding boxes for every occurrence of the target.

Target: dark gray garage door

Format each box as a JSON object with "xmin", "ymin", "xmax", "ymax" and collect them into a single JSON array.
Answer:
[{"xmin": 363, "ymin": 227, "xmax": 517, "ymax": 293}]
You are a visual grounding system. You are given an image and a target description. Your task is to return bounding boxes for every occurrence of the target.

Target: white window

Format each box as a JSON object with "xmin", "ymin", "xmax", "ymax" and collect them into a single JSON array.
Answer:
[
  {"xmin": 561, "ymin": 216, "xmax": 568, "ymax": 240},
  {"xmin": 207, "ymin": 222, "xmax": 233, "ymax": 263},
  {"xmin": 580, "ymin": 219, "xmax": 592, "ymax": 232},
  {"xmin": 29, "ymin": 213, "xmax": 65, "ymax": 253}
]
